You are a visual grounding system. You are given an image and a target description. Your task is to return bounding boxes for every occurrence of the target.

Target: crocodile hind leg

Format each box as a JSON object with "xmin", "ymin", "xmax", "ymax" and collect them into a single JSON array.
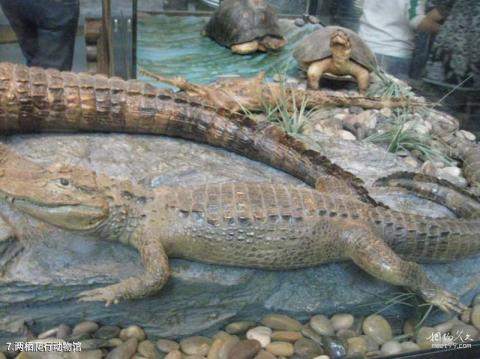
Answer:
[
  {"xmin": 339, "ymin": 221, "xmax": 467, "ymax": 314},
  {"xmin": 78, "ymin": 231, "xmax": 170, "ymax": 306}
]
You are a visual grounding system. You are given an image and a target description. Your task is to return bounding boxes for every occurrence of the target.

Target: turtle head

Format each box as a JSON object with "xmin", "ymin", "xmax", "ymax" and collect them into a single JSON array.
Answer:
[
  {"xmin": 260, "ymin": 36, "xmax": 286, "ymax": 51},
  {"xmin": 0, "ymin": 151, "xmax": 109, "ymax": 231},
  {"xmin": 330, "ymin": 29, "xmax": 352, "ymax": 61}
]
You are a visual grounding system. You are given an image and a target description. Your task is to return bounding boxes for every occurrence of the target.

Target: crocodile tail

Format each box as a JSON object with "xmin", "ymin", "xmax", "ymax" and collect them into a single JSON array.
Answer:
[
  {"xmin": 0, "ymin": 62, "xmax": 381, "ymax": 206},
  {"xmin": 373, "ymin": 171, "xmax": 480, "ymax": 218}
]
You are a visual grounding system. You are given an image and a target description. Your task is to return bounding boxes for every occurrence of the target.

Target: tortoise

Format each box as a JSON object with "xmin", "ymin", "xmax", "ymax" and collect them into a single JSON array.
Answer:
[
  {"xmin": 204, "ymin": 0, "xmax": 286, "ymax": 55},
  {"xmin": 294, "ymin": 26, "xmax": 377, "ymax": 94}
]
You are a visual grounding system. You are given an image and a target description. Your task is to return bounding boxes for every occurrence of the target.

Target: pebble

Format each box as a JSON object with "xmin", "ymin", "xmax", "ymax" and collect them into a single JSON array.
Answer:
[
  {"xmin": 214, "ymin": 331, "xmax": 231, "ymax": 341},
  {"xmin": 459, "ymin": 130, "xmax": 476, "ymax": 141},
  {"xmin": 338, "ymin": 130, "xmax": 356, "ymax": 141},
  {"xmin": 95, "ymin": 326, "xmax": 121, "ymax": 340},
  {"xmin": 380, "ymin": 108, "xmax": 392, "ymax": 118},
  {"xmin": 473, "ymin": 294, "xmax": 480, "ymax": 306},
  {"xmin": 416, "ymin": 327, "xmax": 437, "ymax": 349},
  {"xmin": 218, "ymin": 335, "xmax": 240, "ymax": 359},
  {"xmin": 72, "ymin": 350, "xmax": 104, "ymax": 359},
  {"xmin": 461, "ymin": 308, "xmax": 472, "ymax": 324},
  {"xmin": 80, "ymin": 338, "xmax": 111, "ymax": 350},
  {"xmin": 180, "ymin": 336, "xmax": 212, "ymax": 356},
  {"xmin": 56, "ymin": 324, "xmax": 72, "ymax": 339},
  {"xmin": 434, "ymin": 318, "xmax": 459, "ymax": 333},
  {"xmin": 305, "ymin": 15, "xmax": 320, "ymax": 24},
  {"xmin": 403, "ymin": 156, "xmax": 419, "ymax": 168},
  {"xmin": 262, "ymin": 314, "xmax": 302, "ymax": 331},
  {"xmin": 106, "ymin": 338, "xmax": 138, "ymax": 359},
  {"xmin": 271, "ymin": 331, "xmax": 303, "ymax": 342},
  {"xmin": 346, "ymin": 336, "xmax": 367, "ymax": 355},
  {"xmin": 253, "ymin": 350, "xmax": 276, "ymax": 359},
  {"xmin": 348, "ymin": 106, "xmax": 363, "ymax": 115},
  {"xmin": 72, "ymin": 321, "xmax": 99, "ymax": 336},
  {"xmin": 294, "ymin": 18, "xmax": 306, "ymax": 27},
  {"xmin": 246, "ymin": 327, "xmax": 272, "ymax": 348},
  {"xmin": 312, "ymin": 357, "xmax": 329, "ymax": 359},
  {"xmin": 265, "ymin": 342, "xmax": 294, "ymax": 357},
  {"xmin": 330, "ymin": 314, "xmax": 354, "ymax": 331},
  {"xmin": 438, "ymin": 166, "xmax": 462, "ymax": 177},
  {"xmin": 165, "ymin": 350, "xmax": 183, "ymax": 359},
  {"xmin": 157, "ymin": 339, "xmax": 181, "ymax": 353},
  {"xmin": 360, "ymin": 335, "xmax": 378, "ymax": 352},
  {"xmin": 381, "ymin": 340, "xmax": 402, "ymax": 355},
  {"xmin": 293, "ymin": 338, "xmax": 323, "ymax": 358},
  {"xmin": 400, "ymin": 341, "xmax": 420, "ymax": 353},
  {"xmin": 138, "ymin": 339, "xmax": 163, "ymax": 359},
  {"xmin": 451, "ymin": 324, "xmax": 479, "ymax": 342},
  {"xmin": 228, "ymin": 340, "xmax": 262, "ymax": 359},
  {"xmin": 38, "ymin": 327, "xmax": 58, "ymax": 339},
  {"xmin": 226, "ymin": 322, "xmax": 256, "ymax": 335},
  {"xmin": 310, "ymin": 315, "xmax": 334, "ymax": 337},
  {"xmin": 300, "ymin": 325, "xmax": 323, "ymax": 345},
  {"xmin": 335, "ymin": 329, "xmax": 356, "ymax": 340},
  {"xmin": 362, "ymin": 315, "xmax": 392, "ymax": 345},
  {"xmin": 109, "ymin": 338, "xmax": 124, "ymax": 347},
  {"xmin": 208, "ymin": 338, "xmax": 225, "ymax": 359},
  {"xmin": 119, "ymin": 325, "xmax": 146, "ymax": 341},
  {"xmin": 471, "ymin": 304, "xmax": 480, "ymax": 330},
  {"xmin": 322, "ymin": 336, "xmax": 347, "ymax": 359}
]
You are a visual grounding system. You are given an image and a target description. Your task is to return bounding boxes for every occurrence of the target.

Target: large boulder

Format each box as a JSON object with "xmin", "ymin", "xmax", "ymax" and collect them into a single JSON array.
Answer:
[{"xmin": 1, "ymin": 133, "xmax": 479, "ymax": 342}]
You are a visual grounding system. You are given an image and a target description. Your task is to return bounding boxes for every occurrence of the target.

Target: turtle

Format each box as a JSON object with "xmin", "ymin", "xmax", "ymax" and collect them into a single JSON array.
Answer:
[
  {"xmin": 204, "ymin": 0, "xmax": 286, "ymax": 55},
  {"xmin": 294, "ymin": 26, "xmax": 377, "ymax": 94}
]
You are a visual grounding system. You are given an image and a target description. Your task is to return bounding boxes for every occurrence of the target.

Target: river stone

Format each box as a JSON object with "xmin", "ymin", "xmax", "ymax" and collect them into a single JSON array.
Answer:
[
  {"xmin": 310, "ymin": 315, "xmax": 334, "ymax": 337},
  {"xmin": 180, "ymin": 336, "xmax": 212, "ymax": 356},
  {"xmin": 72, "ymin": 321, "xmax": 99, "ymax": 337},
  {"xmin": 246, "ymin": 327, "xmax": 272, "ymax": 348},
  {"xmin": 139, "ymin": 339, "xmax": 163, "ymax": 359},
  {"xmin": 80, "ymin": 338, "xmax": 112, "ymax": 350},
  {"xmin": 330, "ymin": 314, "xmax": 354, "ymax": 331},
  {"xmin": 265, "ymin": 342, "xmax": 294, "ymax": 356},
  {"xmin": 214, "ymin": 331, "xmax": 231, "ymax": 341},
  {"xmin": 346, "ymin": 336, "xmax": 367, "ymax": 355},
  {"xmin": 157, "ymin": 339, "xmax": 180, "ymax": 353},
  {"xmin": 119, "ymin": 326, "xmax": 146, "ymax": 341},
  {"xmin": 253, "ymin": 350, "xmax": 276, "ymax": 359},
  {"xmin": 362, "ymin": 315, "xmax": 392, "ymax": 345},
  {"xmin": 165, "ymin": 350, "xmax": 183, "ymax": 359},
  {"xmin": 300, "ymin": 325, "xmax": 322, "ymax": 345},
  {"xmin": 226, "ymin": 322, "xmax": 256, "ymax": 335},
  {"xmin": 400, "ymin": 341, "xmax": 420, "ymax": 353},
  {"xmin": 2, "ymin": 133, "xmax": 480, "ymax": 341},
  {"xmin": 472, "ymin": 305, "xmax": 480, "ymax": 330},
  {"xmin": 451, "ymin": 324, "xmax": 479, "ymax": 342},
  {"xmin": 106, "ymin": 338, "xmax": 138, "ymax": 359},
  {"xmin": 293, "ymin": 338, "xmax": 323, "ymax": 358},
  {"xmin": 402, "ymin": 319, "xmax": 416, "ymax": 336},
  {"xmin": 228, "ymin": 340, "xmax": 262, "ymax": 359},
  {"xmin": 381, "ymin": 340, "xmax": 402, "ymax": 355},
  {"xmin": 95, "ymin": 326, "xmax": 121, "ymax": 340},
  {"xmin": 271, "ymin": 331, "xmax": 303, "ymax": 342},
  {"xmin": 218, "ymin": 335, "xmax": 240, "ymax": 359},
  {"xmin": 321, "ymin": 336, "xmax": 347, "ymax": 359},
  {"xmin": 73, "ymin": 350, "xmax": 104, "ymax": 359},
  {"xmin": 56, "ymin": 324, "xmax": 72, "ymax": 340},
  {"xmin": 38, "ymin": 327, "xmax": 58, "ymax": 339},
  {"xmin": 208, "ymin": 338, "xmax": 224, "ymax": 359},
  {"xmin": 461, "ymin": 308, "xmax": 472, "ymax": 324},
  {"xmin": 262, "ymin": 314, "xmax": 302, "ymax": 331},
  {"xmin": 336, "ymin": 329, "xmax": 356, "ymax": 340},
  {"xmin": 109, "ymin": 338, "xmax": 124, "ymax": 347},
  {"xmin": 416, "ymin": 327, "xmax": 437, "ymax": 350}
]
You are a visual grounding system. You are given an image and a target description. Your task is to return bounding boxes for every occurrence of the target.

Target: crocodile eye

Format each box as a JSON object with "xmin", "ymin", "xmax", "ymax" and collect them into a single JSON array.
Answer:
[{"xmin": 59, "ymin": 178, "xmax": 70, "ymax": 186}]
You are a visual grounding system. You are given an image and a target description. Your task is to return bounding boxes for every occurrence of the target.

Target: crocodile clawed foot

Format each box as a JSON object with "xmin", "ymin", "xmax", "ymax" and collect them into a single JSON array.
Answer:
[
  {"xmin": 424, "ymin": 288, "xmax": 467, "ymax": 314},
  {"xmin": 78, "ymin": 286, "xmax": 121, "ymax": 307}
]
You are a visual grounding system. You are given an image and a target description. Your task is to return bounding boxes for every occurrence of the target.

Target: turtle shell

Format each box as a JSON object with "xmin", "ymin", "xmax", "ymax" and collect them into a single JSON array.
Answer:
[
  {"xmin": 294, "ymin": 26, "xmax": 377, "ymax": 71},
  {"xmin": 205, "ymin": 0, "xmax": 284, "ymax": 48}
]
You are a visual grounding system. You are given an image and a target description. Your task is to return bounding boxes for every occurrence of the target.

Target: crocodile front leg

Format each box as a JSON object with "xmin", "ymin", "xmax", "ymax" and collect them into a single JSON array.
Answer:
[
  {"xmin": 78, "ymin": 230, "xmax": 170, "ymax": 306},
  {"xmin": 339, "ymin": 220, "xmax": 467, "ymax": 314}
]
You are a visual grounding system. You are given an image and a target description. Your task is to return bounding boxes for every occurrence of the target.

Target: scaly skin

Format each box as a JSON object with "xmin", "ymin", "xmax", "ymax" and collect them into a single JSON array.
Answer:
[
  {"xmin": 0, "ymin": 62, "xmax": 379, "ymax": 207},
  {"xmin": 0, "ymin": 145, "xmax": 475, "ymax": 313}
]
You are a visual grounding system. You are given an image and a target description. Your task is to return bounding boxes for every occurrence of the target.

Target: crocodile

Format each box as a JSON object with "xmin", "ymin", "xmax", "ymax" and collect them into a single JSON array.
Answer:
[
  {"xmin": 0, "ymin": 62, "xmax": 378, "ymax": 207},
  {"xmin": 0, "ymin": 144, "xmax": 476, "ymax": 314}
]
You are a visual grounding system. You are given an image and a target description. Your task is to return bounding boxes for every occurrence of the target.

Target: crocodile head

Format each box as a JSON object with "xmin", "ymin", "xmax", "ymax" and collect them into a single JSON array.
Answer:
[{"xmin": 0, "ymin": 151, "xmax": 109, "ymax": 231}]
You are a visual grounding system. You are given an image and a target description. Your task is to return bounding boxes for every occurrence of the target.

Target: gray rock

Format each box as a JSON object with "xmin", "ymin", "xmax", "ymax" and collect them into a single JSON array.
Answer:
[
  {"xmin": 106, "ymin": 338, "xmax": 138, "ymax": 359},
  {"xmin": 95, "ymin": 326, "xmax": 121, "ymax": 340},
  {"xmin": 0, "ymin": 134, "xmax": 479, "ymax": 342}
]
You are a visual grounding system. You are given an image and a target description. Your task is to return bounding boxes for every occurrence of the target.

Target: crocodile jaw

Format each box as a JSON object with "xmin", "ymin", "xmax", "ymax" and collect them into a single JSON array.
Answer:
[{"xmin": 13, "ymin": 199, "xmax": 108, "ymax": 231}]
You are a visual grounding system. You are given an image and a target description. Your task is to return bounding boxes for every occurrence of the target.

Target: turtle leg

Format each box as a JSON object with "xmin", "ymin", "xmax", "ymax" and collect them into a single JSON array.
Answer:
[
  {"xmin": 349, "ymin": 62, "xmax": 370, "ymax": 95},
  {"xmin": 307, "ymin": 59, "xmax": 330, "ymax": 90},
  {"xmin": 337, "ymin": 220, "xmax": 466, "ymax": 314},
  {"xmin": 261, "ymin": 36, "xmax": 286, "ymax": 51},
  {"xmin": 231, "ymin": 41, "xmax": 259, "ymax": 54}
]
